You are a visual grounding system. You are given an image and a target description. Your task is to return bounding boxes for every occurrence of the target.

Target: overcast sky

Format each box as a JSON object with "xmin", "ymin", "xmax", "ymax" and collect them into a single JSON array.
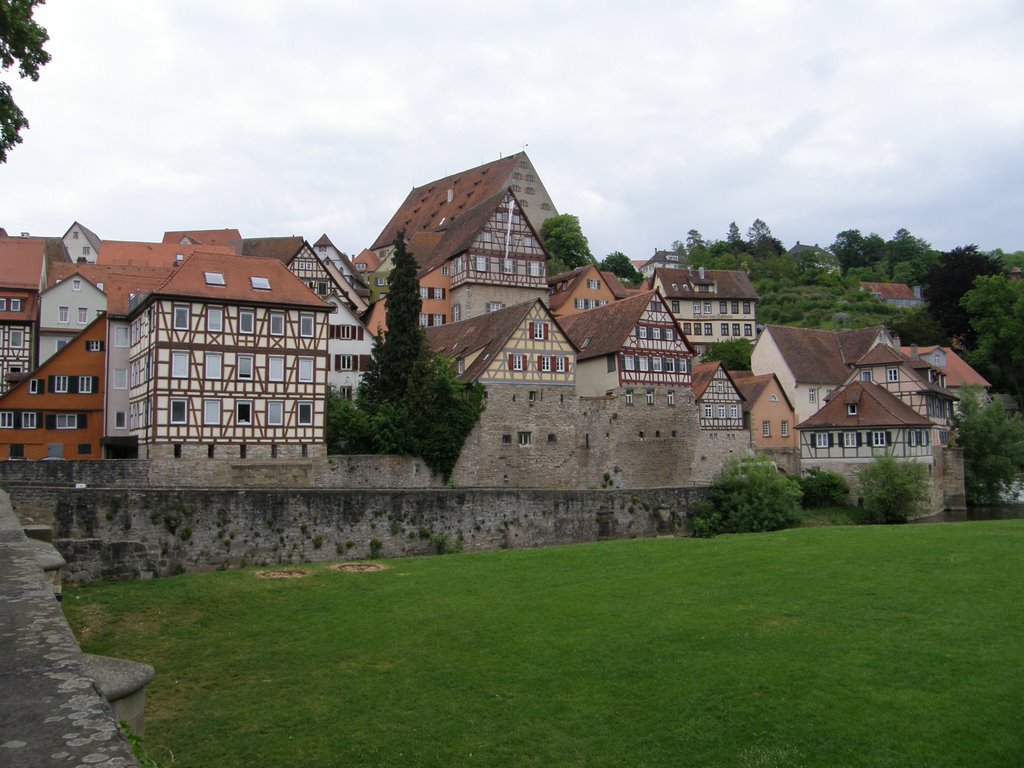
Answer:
[{"xmin": 2, "ymin": 1, "xmax": 1022, "ymax": 260}]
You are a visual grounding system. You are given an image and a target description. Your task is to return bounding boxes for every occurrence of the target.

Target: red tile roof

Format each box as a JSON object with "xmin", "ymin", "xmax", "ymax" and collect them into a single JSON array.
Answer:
[
  {"xmin": 558, "ymin": 291, "xmax": 694, "ymax": 361},
  {"xmin": 763, "ymin": 324, "xmax": 887, "ymax": 384},
  {"xmin": 371, "ymin": 153, "xmax": 527, "ymax": 251},
  {"xmin": 0, "ymin": 238, "xmax": 46, "ymax": 290},
  {"xmin": 240, "ymin": 236, "xmax": 305, "ymax": 263},
  {"xmin": 162, "ymin": 229, "xmax": 242, "ymax": 249},
  {"xmin": 0, "ymin": 290, "xmax": 39, "ymax": 322},
  {"xmin": 729, "ymin": 370, "xmax": 793, "ymax": 412},
  {"xmin": 796, "ymin": 381, "xmax": 933, "ymax": 429},
  {"xmin": 860, "ymin": 281, "xmax": 917, "ymax": 301},
  {"xmin": 654, "ymin": 266, "xmax": 758, "ymax": 300},
  {"xmin": 690, "ymin": 361, "xmax": 743, "ymax": 401},
  {"xmin": 98, "ymin": 241, "xmax": 236, "ymax": 269},
  {"xmin": 900, "ymin": 345, "xmax": 990, "ymax": 389},
  {"xmin": 134, "ymin": 252, "xmax": 331, "ymax": 312}
]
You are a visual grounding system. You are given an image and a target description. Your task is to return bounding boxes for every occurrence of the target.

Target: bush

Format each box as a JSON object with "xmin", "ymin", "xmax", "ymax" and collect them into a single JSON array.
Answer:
[
  {"xmin": 690, "ymin": 457, "xmax": 803, "ymax": 537},
  {"xmin": 799, "ymin": 468, "xmax": 850, "ymax": 508},
  {"xmin": 857, "ymin": 456, "xmax": 930, "ymax": 524}
]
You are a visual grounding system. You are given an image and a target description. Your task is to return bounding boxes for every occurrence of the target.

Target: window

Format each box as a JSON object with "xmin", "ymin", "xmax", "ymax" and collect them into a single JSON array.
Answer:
[
  {"xmin": 20, "ymin": 412, "xmax": 36, "ymax": 429},
  {"xmin": 637, "ymin": 325, "xmax": 648, "ymax": 339},
  {"xmin": 703, "ymin": 404, "xmax": 713, "ymax": 418},
  {"xmin": 809, "ymin": 388, "xmax": 817, "ymax": 404},
  {"xmin": 173, "ymin": 305, "xmax": 189, "ymax": 330},
  {"xmin": 646, "ymin": 389, "xmax": 655, "ymax": 405},
  {"xmin": 171, "ymin": 351, "xmax": 188, "ymax": 378},
  {"xmin": 170, "ymin": 399, "xmax": 188, "ymax": 424},
  {"xmin": 625, "ymin": 389, "xmax": 634, "ymax": 405},
  {"xmin": 75, "ymin": 307, "xmax": 86, "ymax": 324},
  {"xmin": 29, "ymin": 379, "xmax": 41, "ymax": 394},
  {"xmin": 202, "ymin": 353, "xmax": 222, "ymax": 380},
  {"xmin": 268, "ymin": 356, "xmax": 285, "ymax": 382},
  {"xmin": 732, "ymin": 323, "xmax": 741, "ymax": 337},
  {"xmin": 539, "ymin": 356, "xmax": 551, "ymax": 373},
  {"xmin": 207, "ymin": 307, "xmax": 223, "ymax": 333},
  {"xmin": 72, "ymin": 278, "xmax": 82, "ymax": 291},
  {"xmin": 239, "ymin": 309, "xmax": 255, "ymax": 334},
  {"xmin": 721, "ymin": 323, "xmax": 730, "ymax": 336},
  {"xmin": 730, "ymin": 405, "xmax": 739, "ymax": 419},
  {"xmin": 267, "ymin": 400, "xmax": 284, "ymax": 426},
  {"xmin": 652, "ymin": 357, "xmax": 662, "ymax": 372},
  {"xmin": 115, "ymin": 411, "xmax": 127, "ymax": 430},
  {"xmin": 82, "ymin": 246, "xmax": 91, "ymax": 256},
  {"xmin": 843, "ymin": 431, "xmax": 857, "ymax": 448},
  {"xmin": 671, "ymin": 299, "xmax": 680, "ymax": 313},
  {"xmin": 529, "ymin": 261, "xmax": 543, "ymax": 277},
  {"xmin": 237, "ymin": 355, "xmax": 253, "ymax": 380},
  {"xmin": 531, "ymin": 321, "xmax": 548, "ymax": 340},
  {"xmin": 375, "ymin": 277, "xmax": 387, "ymax": 287},
  {"xmin": 485, "ymin": 302, "xmax": 505, "ymax": 313},
  {"xmin": 517, "ymin": 431, "xmax": 532, "ymax": 446},
  {"xmin": 0, "ymin": 412, "xmax": 11, "ymax": 428},
  {"xmin": 297, "ymin": 401, "xmax": 313, "ymax": 426},
  {"xmin": 86, "ymin": 339, "xmax": 101, "ymax": 351},
  {"xmin": 56, "ymin": 414, "xmax": 78, "ymax": 429},
  {"xmin": 704, "ymin": 323, "xmax": 713, "ymax": 336},
  {"xmin": 704, "ymin": 301, "xmax": 712, "ymax": 314},
  {"xmin": 587, "ymin": 279, "xmax": 600, "ymax": 290},
  {"xmin": 872, "ymin": 431, "xmax": 887, "ymax": 447},
  {"xmin": 762, "ymin": 420, "xmax": 771, "ymax": 437},
  {"xmin": 509, "ymin": 354, "xmax": 525, "ymax": 372},
  {"xmin": 683, "ymin": 322, "xmax": 692, "ymax": 335},
  {"xmin": 732, "ymin": 301, "xmax": 739, "ymax": 313},
  {"xmin": 204, "ymin": 271, "xmax": 225, "ymax": 286},
  {"xmin": 298, "ymin": 357, "xmax": 314, "ymax": 382},
  {"xmin": 54, "ymin": 375, "xmax": 69, "ymax": 393},
  {"xmin": 236, "ymin": 401, "xmax": 253, "ymax": 426},
  {"xmin": 693, "ymin": 300, "xmax": 702, "ymax": 315},
  {"xmin": 113, "ymin": 368, "xmax": 127, "ymax": 389},
  {"xmin": 10, "ymin": 299, "xmax": 21, "ymax": 312},
  {"xmin": 638, "ymin": 356, "xmax": 649, "ymax": 372},
  {"xmin": 431, "ymin": 287, "xmax": 445, "ymax": 299},
  {"xmin": 59, "ymin": 306, "xmax": 69, "ymax": 324},
  {"xmin": 420, "ymin": 286, "xmax": 429, "ymax": 299},
  {"xmin": 816, "ymin": 433, "xmax": 829, "ymax": 448},
  {"xmin": 781, "ymin": 420, "xmax": 789, "ymax": 437},
  {"xmin": 847, "ymin": 403, "xmax": 858, "ymax": 416},
  {"xmin": 300, "ymin": 314, "xmax": 315, "ymax": 338},
  {"xmin": 743, "ymin": 302, "xmax": 751, "ymax": 314},
  {"xmin": 203, "ymin": 399, "xmax": 221, "ymax": 425},
  {"xmin": 335, "ymin": 354, "xmax": 353, "ymax": 371},
  {"xmin": 269, "ymin": 312, "xmax": 285, "ymax": 336},
  {"xmin": 887, "ymin": 367, "xmax": 899, "ymax": 383},
  {"xmin": 473, "ymin": 255, "xmax": 488, "ymax": 272},
  {"xmin": 9, "ymin": 329, "xmax": 22, "ymax": 348},
  {"xmin": 250, "ymin": 276, "xmax": 271, "ymax": 290},
  {"xmin": 860, "ymin": 370, "xmax": 872, "ymax": 382},
  {"xmin": 720, "ymin": 301, "xmax": 728, "ymax": 314},
  {"xmin": 452, "ymin": 305, "xmax": 461, "ymax": 322},
  {"xmin": 78, "ymin": 376, "xmax": 93, "ymax": 394},
  {"xmin": 555, "ymin": 356, "xmax": 567, "ymax": 373},
  {"xmin": 744, "ymin": 324, "xmax": 753, "ymax": 336},
  {"xmin": 667, "ymin": 390, "xmax": 675, "ymax": 406}
]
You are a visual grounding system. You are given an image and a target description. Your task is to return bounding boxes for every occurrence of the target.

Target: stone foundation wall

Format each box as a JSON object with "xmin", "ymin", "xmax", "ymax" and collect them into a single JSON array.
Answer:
[{"xmin": 47, "ymin": 486, "xmax": 705, "ymax": 581}]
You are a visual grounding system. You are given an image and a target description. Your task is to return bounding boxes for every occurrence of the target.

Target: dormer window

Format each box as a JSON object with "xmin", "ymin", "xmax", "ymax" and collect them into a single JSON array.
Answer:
[
  {"xmin": 847, "ymin": 404, "xmax": 858, "ymax": 416},
  {"xmin": 176, "ymin": 253, "xmax": 184, "ymax": 262},
  {"xmin": 204, "ymin": 272, "xmax": 225, "ymax": 286},
  {"xmin": 250, "ymin": 276, "xmax": 271, "ymax": 290}
]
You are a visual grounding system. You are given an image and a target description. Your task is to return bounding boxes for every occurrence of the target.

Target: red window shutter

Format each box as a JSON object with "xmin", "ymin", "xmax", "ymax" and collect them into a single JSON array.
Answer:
[
  {"xmin": 543, "ymin": 323, "xmax": 549, "ymax": 340},
  {"xmin": 508, "ymin": 354, "xmax": 514, "ymax": 369},
  {"xmin": 359, "ymin": 355, "xmax": 370, "ymax": 371},
  {"xmin": 537, "ymin": 356, "xmax": 542, "ymax": 370},
  {"xmin": 334, "ymin": 354, "xmax": 340, "ymax": 371},
  {"xmin": 357, "ymin": 326, "xmax": 364, "ymax": 340}
]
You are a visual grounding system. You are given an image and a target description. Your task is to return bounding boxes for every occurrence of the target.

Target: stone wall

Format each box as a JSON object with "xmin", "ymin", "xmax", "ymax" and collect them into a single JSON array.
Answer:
[{"xmin": 46, "ymin": 486, "xmax": 704, "ymax": 581}]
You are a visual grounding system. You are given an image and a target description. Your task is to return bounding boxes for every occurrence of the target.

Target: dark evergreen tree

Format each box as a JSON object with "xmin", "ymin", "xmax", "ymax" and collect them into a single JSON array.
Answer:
[
  {"xmin": 924, "ymin": 245, "xmax": 1003, "ymax": 349},
  {"xmin": 726, "ymin": 221, "xmax": 746, "ymax": 253}
]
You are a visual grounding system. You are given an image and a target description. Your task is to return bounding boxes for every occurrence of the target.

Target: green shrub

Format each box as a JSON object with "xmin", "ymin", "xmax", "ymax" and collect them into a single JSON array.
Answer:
[
  {"xmin": 799, "ymin": 468, "xmax": 850, "ymax": 508},
  {"xmin": 690, "ymin": 457, "xmax": 803, "ymax": 537},
  {"xmin": 857, "ymin": 456, "xmax": 930, "ymax": 524},
  {"xmin": 369, "ymin": 539, "xmax": 383, "ymax": 558}
]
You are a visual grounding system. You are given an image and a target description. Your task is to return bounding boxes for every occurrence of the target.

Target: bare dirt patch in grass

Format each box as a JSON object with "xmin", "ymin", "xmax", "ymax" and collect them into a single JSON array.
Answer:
[
  {"xmin": 257, "ymin": 569, "xmax": 308, "ymax": 579},
  {"xmin": 333, "ymin": 563, "xmax": 386, "ymax": 573}
]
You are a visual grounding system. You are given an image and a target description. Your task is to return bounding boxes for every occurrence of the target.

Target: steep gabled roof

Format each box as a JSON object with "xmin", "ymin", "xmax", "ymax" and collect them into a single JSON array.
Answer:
[
  {"xmin": 102, "ymin": 269, "xmax": 176, "ymax": 316},
  {"xmin": 425, "ymin": 300, "xmax": 561, "ymax": 383},
  {"xmin": 764, "ymin": 324, "xmax": 886, "ymax": 384},
  {"xmin": 653, "ymin": 266, "xmax": 758, "ymax": 300},
  {"xmin": 353, "ymin": 248, "xmax": 381, "ymax": 273},
  {"xmin": 162, "ymin": 229, "xmax": 242, "ymax": 250},
  {"xmin": 690, "ymin": 361, "xmax": 743, "ymax": 401},
  {"xmin": 371, "ymin": 153, "xmax": 528, "ymax": 251},
  {"xmin": 558, "ymin": 291, "xmax": 694, "ymax": 361},
  {"xmin": 729, "ymin": 370, "xmax": 793, "ymax": 413},
  {"xmin": 313, "ymin": 233, "xmax": 333, "ymax": 248},
  {"xmin": 901, "ymin": 345, "xmax": 991, "ymax": 389},
  {"xmin": 796, "ymin": 381, "xmax": 933, "ymax": 430},
  {"xmin": 239, "ymin": 236, "xmax": 306, "ymax": 264},
  {"xmin": 855, "ymin": 344, "xmax": 904, "ymax": 367},
  {"xmin": 131, "ymin": 252, "xmax": 331, "ymax": 314},
  {"xmin": 62, "ymin": 221, "xmax": 101, "ymax": 251}
]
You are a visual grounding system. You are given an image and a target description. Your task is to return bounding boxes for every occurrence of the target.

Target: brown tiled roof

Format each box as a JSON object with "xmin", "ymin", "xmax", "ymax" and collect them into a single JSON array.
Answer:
[
  {"xmin": 103, "ymin": 269, "xmax": 175, "ymax": 315},
  {"xmin": 0, "ymin": 238, "xmax": 46, "ymax": 290},
  {"xmin": 797, "ymin": 381, "xmax": 933, "ymax": 430},
  {"xmin": 765, "ymin": 324, "xmax": 885, "ymax": 384},
  {"xmin": 690, "ymin": 361, "xmax": 743, "ymax": 401},
  {"xmin": 98, "ymin": 241, "xmax": 237, "ymax": 269},
  {"xmin": 654, "ymin": 266, "xmax": 758, "ymax": 300},
  {"xmin": 729, "ymin": 371, "xmax": 792, "ymax": 412},
  {"xmin": 239, "ymin": 236, "xmax": 306, "ymax": 263},
  {"xmin": 313, "ymin": 233, "xmax": 333, "ymax": 247},
  {"xmin": 0, "ymin": 290, "xmax": 39, "ymax": 322},
  {"xmin": 136, "ymin": 252, "xmax": 331, "ymax": 312},
  {"xmin": 546, "ymin": 265, "xmax": 594, "ymax": 312},
  {"xmin": 558, "ymin": 291, "xmax": 693, "ymax": 361},
  {"xmin": 406, "ymin": 232, "xmax": 444, "ymax": 276},
  {"xmin": 855, "ymin": 344, "xmax": 904, "ymax": 366},
  {"xmin": 371, "ymin": 153, "xmax": 527, "ymax": 251},
  {"xmin": 901, "ymin": 345, "xmax": 991, "ymax": 389},
  {"xmin": 162, "ymin": 229, "xmax": 242, "ymax": 249},
  {"xmin": 600, "ymin": 271, "xmax": 631, "ymax": 299},
  {"xmin": 353, "ymin": 249, "xmax": 381, "ymax": 272},
  {"xmin": 425, "ymin": 300, "xmax": 554, "ymax": 383},
  {"xmin": 861, "ymin": 281, "xmax": 917, "ymax": 301}
]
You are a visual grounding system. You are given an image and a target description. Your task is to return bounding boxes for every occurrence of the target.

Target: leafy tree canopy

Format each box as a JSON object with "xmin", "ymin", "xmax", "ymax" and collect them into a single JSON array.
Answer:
[
  {"xmin": 0, "ymin": 0, "xmax": 50, "ymax": 163},
  {"xmin": 857, "ymin": 455, "xmax": 930, "ymax": 523},
  {"xmin": 954, "ymin": 386, "xmax": 1024, "ymax": 505},
  {"xmin": 690, "ymin": 456, "xmax": 803, "ymax": 537},
  {"xmin": 540, "ymin": 213, "xmax": 593, "ymax": 275},
  {"xmin": 700, "ymin": 339, "xmax": 752, "ymax": 370},
  {"xmin": 598, "ymin": 251, "xmax": 641, "ymax": 285},
  {"xmin": 962, "ymin": 274, "xmax": 1024, "ymax": 409},
  {"xmin": 924, "ymin": 245, "xmax": 1004, "ymax": 350}
]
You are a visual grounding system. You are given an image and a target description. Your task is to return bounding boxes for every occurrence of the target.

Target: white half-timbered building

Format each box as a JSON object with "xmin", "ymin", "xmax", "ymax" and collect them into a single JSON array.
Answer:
[
  {"xmin": 558, "ymin": 290, "xmax": 695, "ymax": 402},
  {"xmin": 691, "ymin": 361, "xmax": 745, "ymax": 431},
  {"xmin": 125, "ymin": 252, "xmax": 331, "ymax": 461},
  {"xmin": 326, "ymin": 295, "xmax": 374, "ymax": 399}
]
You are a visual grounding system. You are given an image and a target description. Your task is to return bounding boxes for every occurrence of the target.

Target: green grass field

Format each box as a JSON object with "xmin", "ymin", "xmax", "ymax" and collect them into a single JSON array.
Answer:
[{"xmin": 63, "ymin": 522, "xmax": 1024, "ymax": 768}]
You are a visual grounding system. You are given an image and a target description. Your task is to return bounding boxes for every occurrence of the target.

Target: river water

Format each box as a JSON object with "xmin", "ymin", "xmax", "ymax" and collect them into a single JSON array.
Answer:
[{"xmin": 913, "ymin": 504, "xmax": 1024, "ymax": 524}]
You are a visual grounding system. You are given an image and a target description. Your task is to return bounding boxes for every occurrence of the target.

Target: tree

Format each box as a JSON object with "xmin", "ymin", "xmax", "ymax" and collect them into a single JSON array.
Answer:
[
  {"xmin": 831, "ymin": 230, "xmax": 885, "ymax": 275},
  {"xmin": 924, "ymin": 245, "xmax": 1004, "ymax": 350},
  {"xmin": 726, "ymin": 221, "xmax": 746, "ymax": 253},
  {"xmin": 540, "ymin": 213, "xmax": 593, "ymax": 274},
  {"xmin": 746, "ymin": 218, "xmax": 784, "ymax": 262},
  {"xmin": 857, "ymin": 456, "xmax": 929, "ymax": 523},
  {"xmin": 358, "ymin": 231, "xmax": 428, "ymax": 412},
  {"xmin": 961, "ymin": 274, "xmax": 1024, "ymax": 409},
  {"xmin": 883, "ymin": 228, "xmax": 935, "ymax": 284},
  {"xmin": 700, "ymin": 339, "xmax": 752, "ymax": 370},
  {"xmin": 888, "ymin": 306, "xmax": 948, "ymax": 347},
  {"xmin": 954, "ymin": 386, "xmax": 1024, "ymax": 505},
  {"xmin": 1, "ymin": 0, "xmax": 50, "ymax": 163},
  {"xmin": 689, "ymin": 456, "xmax": 803, "ymax": 537},
  {"xmin": 598, "ymin": 251, "xmax": 641, "ymax": 285},
  {"xmin": 685, "ymin": 229, "xmax": 707, "ymax": 261}
]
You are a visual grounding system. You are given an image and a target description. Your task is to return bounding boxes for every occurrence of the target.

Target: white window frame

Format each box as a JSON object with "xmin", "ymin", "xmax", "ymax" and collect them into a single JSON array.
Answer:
[
  {"xmin": 207, "ymin": 306, "xmax": 224, "ymax": 333},
  {"xmin": 56, "ymin": 413, "xmax": 77, "ymax": 430},
  {"xmin": 239, "ymin": 309, "xmax": 255, "ymax": 335},
  {"xmin": 203, "ymin": 399, "xmax": 221, "ymax": 425},
  {"xmin": 114, "ymin": 368, "xmax": 128, "ymax": 389},
  {"xmin": 54, "ymin": 375, "xmax": 69, "ymax": 394},
  {"xmin": 300, "ymin": 314, "xmax": 315, "ymax": 338},
  {"xmin": 298, "ymin": 357, "xmax": 314, "ymax": 383},
  {"xmin": 171, "ymin": 351, "xmax": 189, "ymax": 379},
  {"xmin": 872, "ymin": 431, "xmax": 887, "ymax": 447},
  {"xmin": 236, "ymin": 400, "xmax": 253, "ymax": 426},
  {"xmin": 237, "ymin": 354, "xmax": 254, "ymax": 381},
  {"xmin": 887, "ymin": 367, "xmax": 899, "ymax": 383},
  {"xmin": 0, "ymin": 412, "xmax": 12, "ymax": 429},
  {"xmin": 267, "ymin": 400, "xmax": 284, "ymax": 426},
  {"xmin": 173, "ymin": 305, "xmax": 190, "ymax": 330},
  {"xmin": 297, "ymin": 401, "xmax": 314, "ymax": 426},
  {"xmin": 170, "ymin": 398, "xmax": 188, "ymax": 425},
  {"xmin": 58, "ymin": 306, "xmax": 69, "ymax": 324},
  {"xmin": 269, "ymin": 312, "xmax": 285, "ymax": 336},
  {"xmin": 78, "ymin": 376, "xmax": 93, "ymax": 394},
  {"xmin": 9, "ymin": 329, "xmax": 22, "ymax": 348},
  {"xmin": 815, "ymin": 432, "xmax": 829, "ymax": 448},
  {"xmin": 268, "ymin": 356, "xmax": 285, "ymax": 382},
  {"xmin": 204, "ymin": 353, "xmax": 223, "ymax": 380},
  {"xmin": 20, "ymin": 412, "xmax": 36, "ymax": 429}
]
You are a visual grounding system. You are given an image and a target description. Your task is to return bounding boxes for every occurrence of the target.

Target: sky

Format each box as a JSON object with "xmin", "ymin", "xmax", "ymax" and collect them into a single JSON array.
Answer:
[{"xmin": 2, "ymin": 0, "xmax": 1023, "ymax": 260}]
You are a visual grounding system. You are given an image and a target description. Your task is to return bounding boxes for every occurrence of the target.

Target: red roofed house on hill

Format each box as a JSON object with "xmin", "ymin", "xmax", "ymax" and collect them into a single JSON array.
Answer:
[
  {"xmin": 125, "ymin": 252, "xmax": 332, "ymax": 463},
  {"xmin": 860, "ymin": 281, "xmax": 922, "ymax": 308}
]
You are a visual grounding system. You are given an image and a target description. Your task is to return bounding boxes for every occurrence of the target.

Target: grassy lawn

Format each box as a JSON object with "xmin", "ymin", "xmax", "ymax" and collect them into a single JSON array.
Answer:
[{"xmin": 63, "ymin": 522, "xmax": 1024, "ymax": 768}]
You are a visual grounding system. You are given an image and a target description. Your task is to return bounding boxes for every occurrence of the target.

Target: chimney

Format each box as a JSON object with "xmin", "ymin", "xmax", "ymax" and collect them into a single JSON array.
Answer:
[
  {"xmin": 20, "ymin": 232, "xmax": 30, "ymax": 238},
  {"xmin": 698, "ymin": 266, "xmax": 705, "ymax": 280},
  {"xmin": 911, "ymin": 344, "xmax": 919, "ymax": 360}
]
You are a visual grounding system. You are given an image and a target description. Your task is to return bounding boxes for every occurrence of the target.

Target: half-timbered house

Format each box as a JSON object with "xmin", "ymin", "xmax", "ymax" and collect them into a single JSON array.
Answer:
[
  {"xmin": 690, "ymin": 362, "xmax": 745, "ymax": 432},
  {"xmin": 900, "ymin": 344, "xmax": 990, "ymax": 401},
  {"xmin": 125, "ymin": 252, "xmax": 332, "ymax": 461},
  {"xmin": 0, "ymin": 237, "xmax": 48, "ymax": 392},
  {"xmin": 0, "ymin": 315, "xmax": 107, "ymax": 460},
  {"xmin": 558, "ymin": 291, "xmax": 695, "ymax": 401},
  {"xmin": 653, "ymin": 267, "xmax": 759, "ymax": 353},
  {"xmin": 546, "ymin": 264, "xmax": 630, "ymax": 318}
]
